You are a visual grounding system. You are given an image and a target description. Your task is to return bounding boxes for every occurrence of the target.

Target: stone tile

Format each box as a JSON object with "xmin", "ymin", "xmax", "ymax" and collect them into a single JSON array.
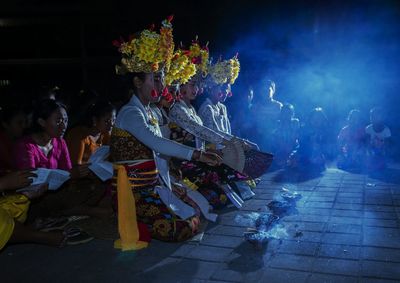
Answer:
[
  {"xmin": 325, "ymin": 223, "xmax": 361, "ymax": 234},
  {"xmin": 320, "ymin": 233, "xmax": 361, "ymax": 245},
  {"xmin": 208, "ymin": 226, "xmax": 246, "ymax": 237},
  {"xmin": 317, "ymin": 244, "xmax": 361, "ymax": 260},
  {"xmin": 178, "ymin": 259, "xmax": 222, "ymax": 280},
  {"xmin": 308, "ymin": 196, "xmax": 336, "ymax": 202},
  {"xmin": 330, "ymin": 216, "xmax": 363, "ymax": 225},
  {"xmin": 312, "ymin": 258, "xmax": 359, "ymax": 276},
  {"xmin": 364, "ymin": 211, "xmax": 398, "ymax": 220},
  {"xmin": 277, "ymin": 240, "xmax": 319, "ymax": 256},
  {"xmin": 170, "ymin": 244, "xmax": 198, "ymax": 258},
  {"xmin": 364, "ymin": 198, "xmax": 393, "ymax": 206},
  {"xmin": 307, "ymin": 273, "xmax": 358, "ymax": 283},
  {"xmin": 304, "ymin": 202, "xmax": 334, "ymax": 209},
  {"xmin": 284, "ymin": 222, "xmax": 326, "ymax": 232},
  {"xmin": 331, "ymin": 209, "xmax": 363, "ymax": 218},
  {"xmin": 184, "ymin": 246, "xmax": 233, "ymax": 262},
  {"xmin": 361, "ymin": 260, "xmax": 400, "ymax": 280},
  {"xmin": 259, "ymin": 267, "xmax": 310, "ymax": 283},
  {"xmin": 363, "ymin": 227, "xmax": 400, "ymax": 248},
  {"xmin": 364, "ymin": 205, "xmax": 396, "ymax": 212},
  {"xmin": 298, "ymin": 208, "xmax": 332, "ymax": 216},
  {"xmin": 268, "ymin": 254, "xmax": 315, "ymax": 272},
  {"xmin": 315, "ymin": 186, "xmax": 339, "ymax": 192},
  {"xmin": 210, "ymin": 263, "xmax": 262, "ymax": 283},
  {"xmin": 295, "ymin": 231, "xmax": 323, "ymax": 243},
  {"xmin": 337, "ymin": 192, "xmax": 363, "ymax": 198},
  {"xmin": 334, "ymin": 203, "xmax": 364, "ymax": 210},
  {"xmin": 362, "ymin": 247, "xmax": 400, "ymax": 262},
  {"xmin": 201, "ymin": 235, "xmax": 244, "ymax": 249},
  {"xmin": 311, "ymin": 192, "xmax": 337, "ymax": 197},
  {"xmin": 364, "ymin": 218, "xmax": 398, "ymax": 228},
  {"xmin": 336, "ymin": 197, "xmax": 364, "ymax": 204},
  {"xmin": 285, "ymin": 215, "xmax": 330, "ymax": 223},
  {"xmin": 361, "ymin": 278, "xmax": 400, "ymax": 283},
  {"xmin": 339, "ymin": 187, "xmax": 364, "ymax": 193}
]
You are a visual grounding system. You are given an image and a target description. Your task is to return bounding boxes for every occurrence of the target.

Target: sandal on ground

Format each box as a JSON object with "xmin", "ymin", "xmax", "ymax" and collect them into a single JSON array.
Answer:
[
  {"xmin": 34, "ymin": 216, "xmax": 71, "ymax": 232},
  {"xmin": 59, "ymin": 227, "xmax": 94, "ymax": 247}
]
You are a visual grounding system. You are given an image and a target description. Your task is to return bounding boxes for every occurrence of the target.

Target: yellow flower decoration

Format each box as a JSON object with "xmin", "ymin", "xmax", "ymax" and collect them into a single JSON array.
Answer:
[
  {"xmin": 165, "ymin": 50, "xmax": 196, "ymax": 86},
  {"xmin": 188, "ymin": 41, "xmax": 209, "ymax": 76},
  {"xmin": 114, "ymin": 16, "xmax": 174, "ymax": 75},
  {"xmin": 207, "ymin": 55, "xmax": 240, "ymax": 85}
]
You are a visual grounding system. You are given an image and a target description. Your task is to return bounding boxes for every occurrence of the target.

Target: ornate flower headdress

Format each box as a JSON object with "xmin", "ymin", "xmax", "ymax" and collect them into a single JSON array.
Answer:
[
  {"xmin": 188, "ymin": 38, "xmax": 210, "ymax": 77},
  {"xmin": 207, "ymin": 54, "xmax": 240, "ymax": 86},
  {"xmin": 165, "ymin": 49, "xmax": 196, "ymax": 86},
  {"xmin": 113, "ymin": 16, "xmax": 175, "ymax": 75},
  {"xmin": 165, "ymin": 37, "xmax": 210, "ymax": 87}
]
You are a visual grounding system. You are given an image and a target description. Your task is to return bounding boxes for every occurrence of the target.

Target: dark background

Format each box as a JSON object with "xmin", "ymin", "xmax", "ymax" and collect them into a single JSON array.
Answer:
[{"xmin": 1, "ymin": 0, "xmax": 399, "ymax": 157}]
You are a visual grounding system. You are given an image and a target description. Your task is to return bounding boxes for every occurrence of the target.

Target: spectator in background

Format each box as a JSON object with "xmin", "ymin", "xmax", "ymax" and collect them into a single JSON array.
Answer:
[
  {"xmin": 253, "ymin": 80, "xmax": 283, "ymax": 151},
  {"xmin": 0, "ymin": 103, "xmax": 28, "ymax": 173},
  {"xmin": 337, "ymin": 109, "xmax": 366, "ymax": 171},
  {"xmin": 366, "ymin": 107, "xmax": 391, "ymax": 171},
  {"xmin": 272, "ymin": 103, "xmax": 300, "ymax": 168},
  {"xmin": 288, "ymin": 107, "xmax": 328, "ymax": 172}
]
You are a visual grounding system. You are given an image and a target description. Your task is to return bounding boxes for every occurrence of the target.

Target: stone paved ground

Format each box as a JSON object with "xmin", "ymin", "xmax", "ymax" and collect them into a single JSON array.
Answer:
[{"xmin": 1, "ymin": 166, "xmax": 400, "ymax": 283}]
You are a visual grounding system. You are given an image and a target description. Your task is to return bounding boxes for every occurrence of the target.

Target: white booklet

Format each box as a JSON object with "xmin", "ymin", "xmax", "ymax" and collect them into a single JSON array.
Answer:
[
  {"xmin": 17, "ymin": 168, "xmax": 71, "ymax": 192},
  {"xmin": 88, "ymin": 146, "xmax": 113, "ymax": 181}
]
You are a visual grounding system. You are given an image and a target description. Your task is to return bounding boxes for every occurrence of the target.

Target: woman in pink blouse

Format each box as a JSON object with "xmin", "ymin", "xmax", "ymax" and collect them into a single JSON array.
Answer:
[{"xmin": 14, "ymin": 99, "xmax": 106, "ymax": 221}]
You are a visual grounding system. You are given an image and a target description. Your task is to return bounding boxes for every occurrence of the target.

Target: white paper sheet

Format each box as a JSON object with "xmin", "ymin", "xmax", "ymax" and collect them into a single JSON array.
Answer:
[
  {"xmin": 88, "ymin": 146, "xmax": 113, "ymax": 181},
  {"xmin": 22, "ymin": 168, "xmax": 71, "ymax": 191}
]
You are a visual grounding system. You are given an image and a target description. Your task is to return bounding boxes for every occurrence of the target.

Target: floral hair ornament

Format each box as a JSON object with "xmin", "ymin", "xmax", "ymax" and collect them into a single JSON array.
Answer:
[
  {"xmin": 187, "ymin": 36, "xmax": 210, "ymax": 77},
  {"xmin": 207, "ymin": 53, "xmax": 240, "ymax": 86},
  {"xmin": 114, "ymin": 16, "xmax": 175, "ymax": 75},
  {"xmin": 164, "ymin": 48, "xmax": 196, "ymax": 86}
]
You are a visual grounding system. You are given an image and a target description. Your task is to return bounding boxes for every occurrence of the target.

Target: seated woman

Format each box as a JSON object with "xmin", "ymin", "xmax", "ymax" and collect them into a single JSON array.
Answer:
[
  {"xmin": 288, "ymin": 107, "xmax": 329, "ymax": 172},
  {"xmin": 0, "ymin": 171, "xmax": 92, "ymax": 250},
  {"xmin": 66, "ymin": 100, "xmax": 116, "ymax": 165},
  {"xmin": 110, "ymin": 18, "xmax": 221, "ymax": 249},
  {"xmin": 337, "ymin": 109, "xmax": 366, "ymax": 170},
  {"xmin": 0, "ymin": 102, "xmax": 28, "ymax": 173},
  {"xmin": 162, "ymin": 48, "xmax": 247, "ymax": 208},
  {"xmin": 272, "ymin": 103, "xmax": 300, "ymax": 168},
  {"xmin": 13, "ymin": 99, "xmax": 105, "ymax": 221},
  {"xmin": 365, "ymin": 107, "xmax": 391, "ymax": 171}
]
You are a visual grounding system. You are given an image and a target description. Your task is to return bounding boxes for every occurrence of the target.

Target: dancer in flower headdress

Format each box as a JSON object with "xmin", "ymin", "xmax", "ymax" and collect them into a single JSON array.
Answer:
[{"xmin": 110, "ymin": 17, "xmax": 221, "ymax": 250}]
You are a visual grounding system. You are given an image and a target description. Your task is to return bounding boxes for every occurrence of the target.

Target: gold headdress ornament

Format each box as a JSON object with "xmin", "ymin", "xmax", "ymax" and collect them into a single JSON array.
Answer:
[
  {"xmin": 188, "ymin": 36, "xmax": 210, "ymax": 77},
  {"xmin": 113, "ymin": 16, "xmax": 175, "ymax": 75},
  {"xmin": 207, "ymin": 53, "xmax": 240, "ymax": 86},
  {"xmin": 164, "ymin": 37, "xmax": 210, "ymax": 86},
  {"xmin": 165, "ymin": 49, "xmax": 196, "ymax": 86}
]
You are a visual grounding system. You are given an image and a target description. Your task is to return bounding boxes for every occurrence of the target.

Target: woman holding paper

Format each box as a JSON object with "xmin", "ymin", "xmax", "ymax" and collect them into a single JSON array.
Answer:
[{"xmin": 14, "ymin": 99, "xmax": 107, "ymax": 221}]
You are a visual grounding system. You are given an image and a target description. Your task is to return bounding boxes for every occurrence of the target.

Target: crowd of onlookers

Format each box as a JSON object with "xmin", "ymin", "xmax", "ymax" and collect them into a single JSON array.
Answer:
[{"xmin": 230, "ymin": 80, "xmax": 392, "ymax": 174}]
